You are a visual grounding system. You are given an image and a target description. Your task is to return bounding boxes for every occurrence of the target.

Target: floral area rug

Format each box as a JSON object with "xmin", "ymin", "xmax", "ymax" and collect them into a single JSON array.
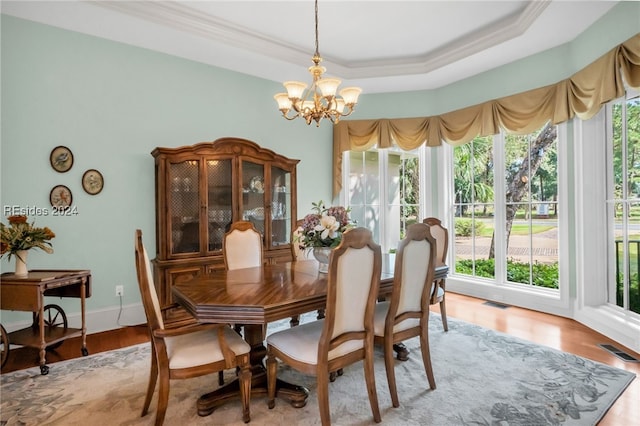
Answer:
[{"xmin": 1, "ymin": 314, "xmax": 635, "ymax": 426}]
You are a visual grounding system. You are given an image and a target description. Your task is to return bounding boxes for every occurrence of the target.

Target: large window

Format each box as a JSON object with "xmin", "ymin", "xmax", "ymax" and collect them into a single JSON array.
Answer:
[
  {"xmin": 606, "ymin": 90, "xmax": 640, "ymax": 314},
  {"xmin": 345, "ymin": 147, "xmax": 421, "ymax": 252},
  {"xmin": 452, "ymin": 123, "xmax": 560, "ymax": 290}
]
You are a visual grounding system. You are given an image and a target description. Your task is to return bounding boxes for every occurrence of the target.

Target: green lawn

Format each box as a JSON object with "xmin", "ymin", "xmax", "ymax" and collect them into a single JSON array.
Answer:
[{"xmin": 477, "ymin": 224, "xmax": 555, "ymax": 237}]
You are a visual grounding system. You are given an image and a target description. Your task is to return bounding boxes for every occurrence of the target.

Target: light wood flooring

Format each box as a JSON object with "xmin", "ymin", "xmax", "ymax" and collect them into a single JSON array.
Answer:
[{"xmin": 1, "ymin": 293, "xmax": 638, "ymax": 424}]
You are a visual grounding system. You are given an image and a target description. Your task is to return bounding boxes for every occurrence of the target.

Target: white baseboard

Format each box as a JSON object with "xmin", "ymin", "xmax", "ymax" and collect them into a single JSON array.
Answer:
[{"xmin": 2, "ymin": 303, "xmax": 147, "ymax": 336}]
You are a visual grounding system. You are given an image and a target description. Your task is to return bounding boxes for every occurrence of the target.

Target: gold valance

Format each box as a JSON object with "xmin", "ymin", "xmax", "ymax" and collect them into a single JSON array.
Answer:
[{"xmin": 333, "ymin": 33, "xmax": 640, "ymax": 197}]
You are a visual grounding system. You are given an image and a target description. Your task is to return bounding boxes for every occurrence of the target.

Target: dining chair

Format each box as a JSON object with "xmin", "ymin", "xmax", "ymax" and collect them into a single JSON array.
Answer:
[
  {"xmin": 134, "ymin": 230, "xmax": 252, "ymax": 425},
  {"xmin": 223, "ymin": 221, "xmax": 263, "ymax": 271},
  {"xmin": 290, "ymin": 219, "xmax": 305, "ymax": 261},
  {"xmin": 373, "ymin": 223, "xmax": 437, "ymax": 408},
  {"xmin": 290, "ymin": 219, "xmax": 325, "ymax": 327},
  {"xmin": 423, "ymin": 217, "xmax": 449, "ymax": 331},
  {"xmin": 220, "ymin": 220, "xmax": 264, "ymax": 383},
  {"xmin": 266, "ymin": 227, "xmax": 382, "ymax": 425}
]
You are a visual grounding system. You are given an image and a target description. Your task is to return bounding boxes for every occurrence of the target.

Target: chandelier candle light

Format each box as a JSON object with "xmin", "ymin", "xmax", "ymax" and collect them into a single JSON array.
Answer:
[{"xmin": 274, "ymin": 0, "xmax": 362, "ymax": 126}]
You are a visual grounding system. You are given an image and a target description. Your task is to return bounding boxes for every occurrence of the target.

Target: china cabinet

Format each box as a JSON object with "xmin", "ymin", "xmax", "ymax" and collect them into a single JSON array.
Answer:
[{"xmin": 151, "ymin": 138, "xmax": 299, "ymax": 315}]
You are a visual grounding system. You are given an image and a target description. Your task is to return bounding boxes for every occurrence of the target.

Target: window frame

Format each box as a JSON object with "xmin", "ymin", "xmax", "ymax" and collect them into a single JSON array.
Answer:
[{"xmin": 443, "ymin": 124, "xmax": 571, "ymax": 314}]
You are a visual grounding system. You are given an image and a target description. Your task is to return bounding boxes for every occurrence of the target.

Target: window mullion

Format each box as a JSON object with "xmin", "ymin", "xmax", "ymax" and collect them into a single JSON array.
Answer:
[
  {"xmin": 493, "ymin": 132, "xmax": 507, "ymax": 284},
  {"xmin": 379, "ymin": 150, "xmax": 389, "ymax": 252}
]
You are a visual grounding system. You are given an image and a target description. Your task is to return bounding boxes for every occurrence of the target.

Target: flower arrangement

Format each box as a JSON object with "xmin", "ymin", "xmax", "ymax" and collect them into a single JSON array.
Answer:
[
  {"xmin": 0, "ymin": 215, "xmax": 55, "ymax": 261},
  {"xmin": 295, "ymin": 200, "xmax": 353, "ymax": 250}
]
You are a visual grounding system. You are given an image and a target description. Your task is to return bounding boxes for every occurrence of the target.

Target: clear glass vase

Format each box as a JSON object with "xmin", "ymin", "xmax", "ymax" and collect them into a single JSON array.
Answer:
[{"xmin": 313, "ymin": 247, "xmax": 331, "ymax": 273}]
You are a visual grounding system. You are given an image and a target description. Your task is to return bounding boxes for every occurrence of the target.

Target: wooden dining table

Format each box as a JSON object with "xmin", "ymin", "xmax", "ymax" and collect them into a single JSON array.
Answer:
[{"xmin": 172, "ymin": 255, "xmax": 448, "ymax": 417}]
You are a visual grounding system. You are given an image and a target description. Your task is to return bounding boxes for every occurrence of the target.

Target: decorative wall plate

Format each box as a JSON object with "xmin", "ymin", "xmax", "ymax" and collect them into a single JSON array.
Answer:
[
  {"xmin": 82, "ymin": 169, "xmax": 104, "ymax": 195},
  {"xmin": 50, "ymin": 146, "xmax": 74, "ymax": 173},
  {"xmin": 249, "ymin": 176, "xmax": 264, "ymax": 193},
  {"xmin": 50, "ymin": 185, "xmax": 72, "ymax": 210}
]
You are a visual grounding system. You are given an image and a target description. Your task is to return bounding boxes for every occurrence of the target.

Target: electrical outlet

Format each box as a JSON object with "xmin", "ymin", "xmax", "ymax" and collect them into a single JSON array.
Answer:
[{"xmin": 115, "ymin": 285, "xmax": 124, "ymax": 297}]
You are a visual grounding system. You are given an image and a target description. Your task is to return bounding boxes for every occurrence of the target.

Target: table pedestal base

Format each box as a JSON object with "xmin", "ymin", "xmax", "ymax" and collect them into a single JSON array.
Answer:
[
  {"xmin": 393, "ymin": 343, "xmax": 410, "ymax": 361},
  {"xmin": 197, "ymin": 366, "xmax": 309, "ymax": 416}
]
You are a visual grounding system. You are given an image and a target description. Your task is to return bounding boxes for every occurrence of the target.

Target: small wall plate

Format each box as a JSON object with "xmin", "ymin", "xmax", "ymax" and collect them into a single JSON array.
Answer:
[
  {"xmin": 50, "ymin": 185, "xmax": 73, "ymax": 210},
  {"xmin": 82, "ymin": 169, "xmax": 104, "ymax": 195},
  {"xmin": 50, "ymin": 146, "xmax": 74, "ymax": 173}
]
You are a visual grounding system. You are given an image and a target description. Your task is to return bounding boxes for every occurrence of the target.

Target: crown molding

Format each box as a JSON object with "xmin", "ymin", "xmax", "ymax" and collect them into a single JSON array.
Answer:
[{"xmin": 95, "ymin": 0, "xmax": 550, "ymax": 79}]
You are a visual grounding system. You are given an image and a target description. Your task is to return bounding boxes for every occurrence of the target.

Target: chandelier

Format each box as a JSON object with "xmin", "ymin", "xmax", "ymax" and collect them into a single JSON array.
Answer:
[{"xmin": 273, "ymin": 0, "xmax": 362, "ymax": 127}]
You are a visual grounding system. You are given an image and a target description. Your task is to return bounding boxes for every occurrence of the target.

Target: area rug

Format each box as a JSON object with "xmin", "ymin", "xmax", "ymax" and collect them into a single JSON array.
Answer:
[{"xmin": 1, "ymin": 314, "xmax": 635, "ymax": 426}]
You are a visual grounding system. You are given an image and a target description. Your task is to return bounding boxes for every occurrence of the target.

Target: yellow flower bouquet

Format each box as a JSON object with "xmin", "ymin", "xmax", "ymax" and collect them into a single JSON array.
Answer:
[{"xmin": 0, "ymin": 215, "xmax": 55, "ymax": 261}]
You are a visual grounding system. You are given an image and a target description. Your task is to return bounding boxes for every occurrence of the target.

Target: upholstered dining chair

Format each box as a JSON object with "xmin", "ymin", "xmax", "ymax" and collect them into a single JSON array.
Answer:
[
  {"xmin": 266, "ymin": 227, "xmax": 383, "ymax": 425},
  {"xmin": 223, "ymin": 221, "xmax": 263, "ymax": 271},
  {"xmin": 220, "ymin": 220, "xmax": 263, "ymax": 383},
  {"xmin": 423, "ymin": 217, "xmax": 449, "ymax": 331},
  {"xmin": 290, "ymin": 219, "xmax": 305, "ymax": 261},
  {"xmin": 134, "ymin": 230, "xmax": 252, "ymax": 425},
  {"xmin": 290, "ymin": 219, "xmax": 325, "ymax": 327},
  {"xmin": 373, "ymin": 223, "xmax": 437, "ymax": 408}
]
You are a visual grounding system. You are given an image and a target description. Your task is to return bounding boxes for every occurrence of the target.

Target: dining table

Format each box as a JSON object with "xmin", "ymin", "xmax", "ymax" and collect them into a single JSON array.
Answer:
[{"xmin": 172, "ymin": 254, "xmax": 448, "ymax": 417}]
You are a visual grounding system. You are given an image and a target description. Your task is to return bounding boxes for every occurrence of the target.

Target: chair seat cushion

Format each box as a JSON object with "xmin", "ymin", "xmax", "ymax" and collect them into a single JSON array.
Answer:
[
  {"xmin": 373, "ymin": 301, "xmax": 420, "ymax": 337},
  {"xmin": 267, "ymin": 320, "xmax": 364, "ymax": 365},
  {"xmin": 166, "ymin": 326, "xmax": 250, "ymax": 369}
]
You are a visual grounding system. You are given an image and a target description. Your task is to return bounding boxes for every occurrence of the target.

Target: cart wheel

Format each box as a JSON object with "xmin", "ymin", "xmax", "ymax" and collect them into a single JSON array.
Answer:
[
  {"xmin": 40, "ymin": 364, "xmax": 49, "ymax": 375},
  {"xmin": 33, "ymin": 304, "xmax": 68, "ymax": 350},
  {"xmin": 1, "ymin": 324, "xmax": 9, "ymax": 368},
  {"xmin": 81, "ymin": 347, "xmax": 89, "ymax": 356}
]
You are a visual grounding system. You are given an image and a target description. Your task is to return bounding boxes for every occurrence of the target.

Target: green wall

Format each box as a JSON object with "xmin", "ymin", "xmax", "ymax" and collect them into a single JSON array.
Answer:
[
  {"xmin": 1, "ymin": 2, "xmax": 638, "ymax": 327},
  {"xmin": 0, "ymin": 14, "xmax": 332, "ymax": 323}
]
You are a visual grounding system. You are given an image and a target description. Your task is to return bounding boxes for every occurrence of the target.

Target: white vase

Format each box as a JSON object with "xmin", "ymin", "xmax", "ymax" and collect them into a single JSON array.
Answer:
[
  {"xmin": 14, "ymin": 250, "xmax": 28, "ymax": 277},
  {"xmin": 313, "ymin": 247, "xmax": 332, "ymax": 274}
]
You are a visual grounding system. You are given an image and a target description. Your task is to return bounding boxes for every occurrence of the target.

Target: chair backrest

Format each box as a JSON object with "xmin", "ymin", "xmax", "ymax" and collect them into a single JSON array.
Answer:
[
  {"xmin": 223, "ymin": 221, "xmax": 263, "ymax": 270},
  {"xmin": 423, "ymin": 217, "xmax": 448, "ymax": 267},
  {"xmin": 389, "ymin": 223, "xmax": 437, "ymax": 324},
  {"xmin": 134, "ymin": 229, "xmax": 164, "ymax": 331},
  {"xmin": 322, "ymin": 227, "xmax": 382, "ymax": 359},
  {"xmin": 291, "ymin": 219, "xmax": 304, "ymax": 260}
]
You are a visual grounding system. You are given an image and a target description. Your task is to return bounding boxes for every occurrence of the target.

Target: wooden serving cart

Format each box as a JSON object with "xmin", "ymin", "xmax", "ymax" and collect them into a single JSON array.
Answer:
[{"xmin": 0, "ymin": 269, "xmax": 91, "ymax": 375}]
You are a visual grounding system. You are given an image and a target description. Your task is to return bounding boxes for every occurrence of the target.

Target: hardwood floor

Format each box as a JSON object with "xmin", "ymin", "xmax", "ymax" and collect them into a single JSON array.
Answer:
[{"xmin": 1, "ymin": 293, "xmax": 638, "ymax": 424}]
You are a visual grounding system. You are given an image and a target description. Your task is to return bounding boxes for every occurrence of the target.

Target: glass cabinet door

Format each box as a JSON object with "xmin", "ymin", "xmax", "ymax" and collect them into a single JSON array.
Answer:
[
  {"xmin": 207, "ymin": 159, "xmax": 233, "ymax": 251},
  {"xmin": 241, "ymin": 160, "xmax": 265, "ymax": 238},
  {"xmin": 169, "ymin": 160, "xmax": 200, "ymax": 255},
  {"xmin": 271, "ymin": 166, "xmax": 292, "ymax": 248}
]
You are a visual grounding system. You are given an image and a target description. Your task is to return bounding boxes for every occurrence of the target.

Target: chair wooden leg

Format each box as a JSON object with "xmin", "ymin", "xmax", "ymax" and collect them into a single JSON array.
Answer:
[
  {"xmin": 238, "ymin": 361, "xmax": 252, "ymax": 423},
  {"xmin": 419, "ymin": 331, "xmax": 436, "ymax": 390},
  {"xmin": 155, "ymin": 371, "xmax": 170, "ymax": 426},
  {"xmin": 329, "ymin": 368, "xmax": 344, "ymax": 382},
  {"xmin": 141, "ymin": 348, "xmax": 158, "ymax": 417},
  {"xmin": 266, "ymin": 350, "xmax": 277, "ymax": 409},
  {"xmin": 218, "ymin": 370, "xmax": 225, "ymax": 386},
  {"xmin": 384, "ymin": 338, "xmax": 400, "ymax": 408},
  {"xmin": 317, "ymin": 368, "xmax": 331, "ymax": 426},
  {"xmin": 440, "ymin": 297, "xmax": 448, "ymax": 332},
  {"xmin": 364, "ymin": 344, "xmax": 381, "ymax": 423},
  {"xmin": 289, "ymin": 315, "xmax": 300, "ymax": 327}
]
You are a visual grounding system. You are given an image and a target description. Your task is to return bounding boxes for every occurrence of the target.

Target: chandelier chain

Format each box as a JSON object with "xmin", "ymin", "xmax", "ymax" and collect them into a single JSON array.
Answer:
[{"xmin": 314, "ymin": 0, "xmax": 320, "ymax": 60}]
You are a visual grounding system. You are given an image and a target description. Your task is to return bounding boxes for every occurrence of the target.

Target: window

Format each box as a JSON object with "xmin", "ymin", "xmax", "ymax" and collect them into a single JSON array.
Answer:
[
  {"xmin": 606, "ymin": 90, "xmax": 640, "ymax": 314},
  {"xmin": 344, "ymin": 147, "xmax": 422, "ymax": 252},
  {"xmin": 451, "ymin": 123, "xmax": 560, "ymax": 290}
]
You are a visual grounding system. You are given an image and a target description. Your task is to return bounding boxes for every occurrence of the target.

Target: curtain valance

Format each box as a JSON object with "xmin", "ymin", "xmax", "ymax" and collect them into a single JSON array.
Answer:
[{"xmin": 333, "ymin": 33, "xmax": 640, "ymax": 197}]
